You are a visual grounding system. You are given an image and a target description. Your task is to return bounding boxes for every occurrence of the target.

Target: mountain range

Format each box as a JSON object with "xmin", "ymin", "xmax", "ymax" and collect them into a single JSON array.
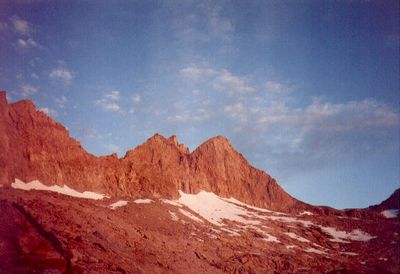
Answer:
[{"xmin": 0, "ymin": 90, "xmax": 398, "ymax": 273}]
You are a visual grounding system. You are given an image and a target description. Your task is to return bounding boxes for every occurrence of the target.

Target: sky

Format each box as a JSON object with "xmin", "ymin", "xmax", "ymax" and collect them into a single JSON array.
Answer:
[{"xmin": 0, "ymin": 0, "xmax": 399, "ymax": 209}]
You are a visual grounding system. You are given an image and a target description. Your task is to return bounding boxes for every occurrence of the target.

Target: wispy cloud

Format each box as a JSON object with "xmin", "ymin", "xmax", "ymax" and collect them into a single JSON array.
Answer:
[
  {"xmin": 31, "ymin": 73, "xmax": 39, "ymax": 79},
  {"xmin": 132, "ymin": 94, "xmax": 141, "ymax": 103},
  {"xmin": 16, "ymin": 38, "xmax": 38, "ymax": 48},
  {"xmin": 224, "ymin": 97, "xmax": 400, "ymax": 166},
  {"xmin": 96, "ymin": 91, "xmax": 121, "ymax": 112},
  {"xmin": 225, "ymin": 98, "xmax": 399, "ymax": 131},
  {"xmin": 167, "ymin": 108, "xmax": 212, "ymax": 124},
  {"xmin": 55, "ymin": 96, "xmax": 67, "ymax": 108},
  {"xmin": 10, "ymin": 16, "xmax": 31, "ymax": 35},
  {"xmin": 39, "ymin": 107, "xmax": 58, "ymax": 117},
  {"xmin": 208, "ymin": 6, "xmax": 234, "ymax": 41},
  {"xmin": 265, "ymin": 81, "xmax": 292, "ymax": 94},
  {"xmin": 172, "ymin": 3, "xmax": 234, "ymax": 45},
  {"xmin": 49, "ymin": 68, "xmax": 74, "ymax": 83},
  {"xmin": 181, "ymin": 65, "xmax": 254, "ymax": 94},
  {"xmin": 180, "ymin": 66, "xmax": 217, "ymax": 80},
  {"xmin": 20, "ymin": 84, "xmax": 39, "ymax": 97},
  {"xmin": 215, "ymin": 70, "xmax": 255, "ymax": 93}
]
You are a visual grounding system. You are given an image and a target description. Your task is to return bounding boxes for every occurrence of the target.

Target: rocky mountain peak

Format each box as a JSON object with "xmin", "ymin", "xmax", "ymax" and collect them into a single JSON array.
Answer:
[
  {"xmin": 378, "ymin": 188, "xmax": 400, "ymax": 209},
  {"xmin": 0, "ymin": 92, "xmax": 307, "ymax": 211}
]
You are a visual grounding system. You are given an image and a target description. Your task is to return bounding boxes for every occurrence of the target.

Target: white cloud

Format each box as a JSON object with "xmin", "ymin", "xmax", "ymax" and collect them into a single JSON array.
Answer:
[
  {"xmin": 55, "ymin": 96, "xmax": 67, "ymax": 108},
  {"xmin": 215, "ymin": 70, "xmax": 255, "ymax": 93},
  {"xmin": 223, "ymin": 97, "xmax": 400, "ymax": 163},
  {"xmin": 17, "ymin": 38, "xmax": 38, "ymax": 48},
  {"xmin": 192, "ymin": 108, "xmax": 212, "ymax": 122},
  {"xmin": 49, "ymin": 68, "xmax": 74, "ymax": 83},
  {"xmin": 39, "ymin": 107, "xmax": 58, "ymax": 117},
  {"xmin": 285, "ymin": 99, "xmax": 396, "ymax": 130},
  {"xmin": 96, "ymin": 91, "xmax": 121, "ymax": 112},
  {"xmin": 20, "ymin": 84, "xmax": 38, "ymax": 97},
  {"xmin": 180, "ymin": 66, "xmax": 216, "ymax": 80},
  {"xmin": 223, "ymin": 102, "xmax": 247, "ymax": 123},
  {"xmin": 132, "ymin": 94, "xmax": 141, "ymax": 103},
  {"xmin": 31, "ymin": 73, "xmax": 39, "ymax": 79},
  {"xmin": 180, "ymin": 66, "xmax": 254, "ymax": 94},
  {"xmin": 172, "ymin": 3, "xmax": 234, "ymax": 44},
  {"xmin": 265, "ymin": 81, "xmax": 291, "ymax": 94},
  {"xmin": 225, "ymin": 98, "xmax": 399, "ymax": 131},
  {"xmin": 208, "ymin": 8, "xmax": 234, "ymax": 41},
  {"xmin": 10, "ymin": 16, "xmax": 31, "ymax": 35},
  {"xmin": 105, "ymin": 90, "xmax": 120, "ymax": 100},
  {"xmin": 168, "ymin": 114, "xmax": 189, "ymax": 123},
  {"xmin": 168, "ymin": 108, "xmax": 212, "ymax": 124}
]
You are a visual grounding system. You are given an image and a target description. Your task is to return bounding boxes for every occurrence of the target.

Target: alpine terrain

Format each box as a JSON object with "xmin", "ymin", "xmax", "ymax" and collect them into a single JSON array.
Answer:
[{"xmin": 0, "ymin": 90, "xmax": 399, "ymax": 274}]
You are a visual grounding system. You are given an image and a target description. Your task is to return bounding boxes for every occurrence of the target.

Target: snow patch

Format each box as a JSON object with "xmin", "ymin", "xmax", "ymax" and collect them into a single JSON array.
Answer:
[
  {"xmin": 266, "ymin": 215, "xmax": 313, "ymax": 227},
  {"xmin": 177, "ymin": 190, "xmax": 260, "ymax": 226},
  {"xmin": 341, "ymin": 252, "xmax": 358, "ymax": 256},
  {"xmin": 320, "ymin": 227, "xmax": 376, "ymax": 243},
  {"xmin": 379, "ymin": 257, "xmax": 388, "ymax": 261},
  {"xmin": 179, "ymin": 208, "xmax": 204, "ymax": 223},
  {"xmin": 305, "ymin": 247, "xmax": 327, "ymax": 255},
  {"xmin": 133, "ymin": 198, "xmax": 153, "ymax": 204},
  {"xmin": 109, "ymin": 200, "xmax": 128, "ymax": 209},
  {"xmin": 12, "ymin": 179, "xmax": 106, "ymax": 200},
  {"xmin": 263, "ymin": 234, "xmax": 280, "ymax": 243},
  {"xmin": 174, "ymin": 190, "xmax": 375, "ymax": 245},
  {"xmin": 299, "ymin": 211, "xmax": 313, "ymax": 216},
  {"xmin": 169, "ymin": 211, "xmax": 179, "ymax": 221},
  {"xmin": 222, "ymin": 197, "xmax": 285, "ymax": 215},
  {"xmin": 220, "ymin": 227, "xmax": 241, "ymax": 237},
  {"xmin": 381, "ymin": 209, "xmax": 399, "ymax": 218},
  {"xmin": 246, "ymin": 225, "xmax": 280, "ymax": 242},
  {"xmin": 161, "ymin": 199, "xmax": 183, "ymax": 207},
  {"xmin": 286, "ymin": 245, "xmax": 296, "ymax": 249},
  {"xmin": 285, "ymin": 232, "xmax": 310, "ymax": 242}
]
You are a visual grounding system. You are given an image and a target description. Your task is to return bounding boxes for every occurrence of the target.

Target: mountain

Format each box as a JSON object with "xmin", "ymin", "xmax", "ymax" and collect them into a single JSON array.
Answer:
[
  {"xmin": 0, "ymin": 91, "xmax": 305, "ymax": 212},
  {"xmin": 377, "ymin": 189, "xmax": 400, "ymax": 209},
  {"xmin": 0, "ymin": 91, "xmax": 399, "ymax": 273}
]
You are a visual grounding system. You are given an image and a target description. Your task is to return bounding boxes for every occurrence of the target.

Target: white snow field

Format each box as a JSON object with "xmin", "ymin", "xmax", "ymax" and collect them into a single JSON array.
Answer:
[
  {"xmin": 109, "ymin": 200, "xmax": 129, "ymax": 209},
  {"xmin": 381, "ymin": 209, "xmax": 399, "ymax": 218},
  {"xmin": 12, "ymin": 178, "xmax": 107, "ymax": 200}
]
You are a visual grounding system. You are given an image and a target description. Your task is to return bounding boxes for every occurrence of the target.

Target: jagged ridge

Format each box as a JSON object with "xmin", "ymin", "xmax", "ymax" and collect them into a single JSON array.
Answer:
[{"xmin": 0, "ymin": 91, "xmax": 306, "ymax": 211}]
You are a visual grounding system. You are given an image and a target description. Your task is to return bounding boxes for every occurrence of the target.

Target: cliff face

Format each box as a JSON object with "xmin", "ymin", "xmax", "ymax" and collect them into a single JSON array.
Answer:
[{"xmin": 0, "ymin": 91, "xmax": 305, "ymax": 211}]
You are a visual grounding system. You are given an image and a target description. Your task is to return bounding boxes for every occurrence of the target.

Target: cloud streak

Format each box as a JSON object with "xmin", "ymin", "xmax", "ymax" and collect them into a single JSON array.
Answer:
[
  {"xmin": 10, "ymin": 16, "xmax": 31, "ymax": 35},
  {"xmin": 17, "ymin": 38, "xmax": 38, "ymax": 48},
  {"xmin": 20, "ymin": 84, "xmax": 39, "ymax": 97},
  {"xmin": 181, "ymin": 66, "xmax": 255, "ymax": 94},
  {"xmin": 49, "ymin": 68, "xmax": 74, "ymax": 83},
  {"xmin": 223, "ymin": 96, "xmax": 400, "ymax": 176},
  {"xmin": 96, "ymin": 91, "xmax": 121, "ymax": 112}
]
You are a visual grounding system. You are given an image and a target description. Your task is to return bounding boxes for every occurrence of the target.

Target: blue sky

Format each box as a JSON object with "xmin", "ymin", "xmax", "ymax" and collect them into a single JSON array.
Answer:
[{"xmin": 0, "ymin": 0, "xmax": 399, "ymax": 209}]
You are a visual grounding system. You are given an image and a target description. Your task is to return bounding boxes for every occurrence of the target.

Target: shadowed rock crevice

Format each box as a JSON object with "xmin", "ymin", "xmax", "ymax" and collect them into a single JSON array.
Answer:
[{"xmin": 0, "ymin": 200, "xmax": 72, "ymax": 273}]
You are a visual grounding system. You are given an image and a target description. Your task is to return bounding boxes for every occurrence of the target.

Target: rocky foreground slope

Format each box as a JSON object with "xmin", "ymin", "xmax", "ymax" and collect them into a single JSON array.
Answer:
[
  {"xmin": 0, "ymin": 184, "xmax": 399, "ymax": 274},
  {"xmin": 0, "ymin": 91, "xmax": 399, "ymax": 273}
]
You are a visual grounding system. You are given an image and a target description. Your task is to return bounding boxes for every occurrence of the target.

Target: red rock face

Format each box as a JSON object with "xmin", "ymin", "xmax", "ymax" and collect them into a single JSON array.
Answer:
[{"xmin": 0, "ymin": 91, "xmax": 305, "ymax": 212}]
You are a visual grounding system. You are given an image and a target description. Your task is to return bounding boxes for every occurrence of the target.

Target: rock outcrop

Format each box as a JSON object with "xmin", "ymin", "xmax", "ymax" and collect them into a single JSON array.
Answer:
[{"xmin": 0, "ymin": 91, "xmax": 305, "ymax": 211}]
